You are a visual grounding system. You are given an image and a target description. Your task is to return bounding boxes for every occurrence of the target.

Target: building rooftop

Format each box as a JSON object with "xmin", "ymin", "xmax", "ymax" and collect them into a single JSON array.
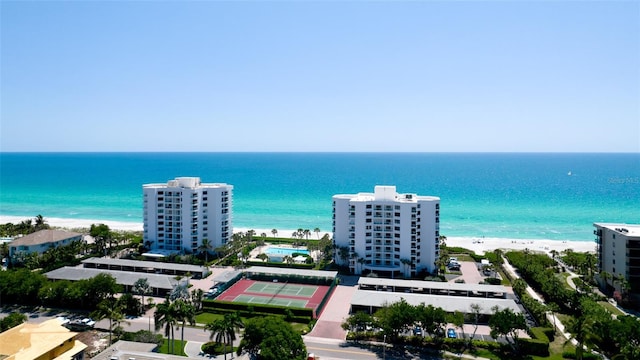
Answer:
[
  {"xmin": 245, "ymin": 266, "xmax": 338, "ymax": 279},
  {"xmin": 45, "ymin": 267, "xmax": 179, "ymax": 290},
  {"xmin": 143, "ymin": 177, "xmax": 231, "ymax": 190},
  {"xmin": 0, "ymin": 319, "xmax": 87, "ymax": 360},
  {"xmin": 92, "ymin": 340, "xmax": 185, "ymax": 360},
  {"xmin": 594, "ymin": 223, "xmax": 640, "ymax": 237},
  {"xmin": 358, "ymin": 277, "xmax": 508, "ymax": 294},
  {"xmin": 351, "ymin": 289, "xmax": 520, "ymax": 315},
  {"xmin": 81, "ymin": 257, "xmax": 209, "ymax": 274},
  {"xmin": 9, "ymin": 229, "xmax": 82, "ymax": 247}
]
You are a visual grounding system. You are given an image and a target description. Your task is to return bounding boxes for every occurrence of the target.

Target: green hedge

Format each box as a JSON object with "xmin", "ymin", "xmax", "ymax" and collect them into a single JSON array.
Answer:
[
  {"xmin": 562, "ymin": 351, "xmax": 601, "ymax": 359},
  {"xmin": 203, "ymin": 300, "xmax": 314, "ymax": 320},
  {"xmin": 519, "ymin": 337, "xmax": 549, "ymax": 356},
  {"xmin": 245, "ymin": 261, "xmax": 315, "ymax": 270},
  {"xmin": 529, "ymin": 327, "xmax": 555, "ymax": 341}
]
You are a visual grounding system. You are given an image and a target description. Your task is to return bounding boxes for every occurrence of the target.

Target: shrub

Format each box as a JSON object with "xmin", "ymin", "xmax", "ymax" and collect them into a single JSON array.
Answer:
[
  {"xmin": 562, "ymin": 351, "xmax": 602, "ymax": 359},
  {"xmin": 519, "ymin": 338, "xmax": 549, "ymax": 356},
  {"xmin": 483, "ymin": 277, "xmax": 501, "ymax": 285},
  {"xmin": 201, "ymin": 341, "xmax": 226, "ymax": 355},
  {"xmin": 529, "ymin": 327, "xmax": 552, "ymax": 341}
]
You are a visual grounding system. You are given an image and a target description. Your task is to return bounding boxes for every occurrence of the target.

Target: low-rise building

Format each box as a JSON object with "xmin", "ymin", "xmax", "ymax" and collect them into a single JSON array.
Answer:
[
  {"xmin": 9, "ymin": 229, "xmax": 82, "ymax": 265},
  {"xmin": 0, "ymin": 318, "xmax": 87, "ymax": 360}
]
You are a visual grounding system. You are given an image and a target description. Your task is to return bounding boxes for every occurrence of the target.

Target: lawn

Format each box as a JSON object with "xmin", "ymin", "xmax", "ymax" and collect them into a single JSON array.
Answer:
[
  {"xmin": 157, "ymin": 338, "xmax": 187, "ymax": 356},
  {"xmin": 598, "ymin": 301, "xmax": 625, "ymax": 316}
]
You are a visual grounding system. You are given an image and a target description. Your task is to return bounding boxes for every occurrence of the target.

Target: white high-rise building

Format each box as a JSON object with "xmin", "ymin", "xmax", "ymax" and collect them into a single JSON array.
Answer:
[
  {"xmin": 143, "ymin": 177, "xmax": 232, "ymax": 254},
  {"xmin": 594, "ymin": 223, "xmax": 640, "ymax": 298},
  {"xmin": 333, "ymin": 185, "xmax": 440, "ymax": 277}
]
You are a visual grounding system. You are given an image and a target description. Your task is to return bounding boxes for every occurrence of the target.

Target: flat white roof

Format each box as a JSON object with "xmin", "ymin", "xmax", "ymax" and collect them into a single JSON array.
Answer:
[
  {"xmin": 45, "ymin": 267, "xmax": 179, "ymax": 290},
  {"xmin": 82, "ymin": 257, "xmax": 208, "ymax": 274},
  {"xmin": 594, "ymin": 223, "xmax": 640, "ymax": 237},
  {"xmin": 358, "ymin": 277, "xmax": 508, "ymax": 294},
  {"xmin": 351, "ymin": 289, "xmax": 520, "ymax": 315}
]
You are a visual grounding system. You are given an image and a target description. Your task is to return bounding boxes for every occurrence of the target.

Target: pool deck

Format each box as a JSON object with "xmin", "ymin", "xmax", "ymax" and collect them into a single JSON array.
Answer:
[{"xmin": 249, "ymin": 243, "xmax": 318, "ymax": 263}]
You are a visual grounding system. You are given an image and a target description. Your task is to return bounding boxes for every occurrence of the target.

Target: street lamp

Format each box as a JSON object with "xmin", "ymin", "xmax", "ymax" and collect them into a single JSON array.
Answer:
[{"xmin": 383, "ymin": 334, "xmax": 386, "ymax": 359}]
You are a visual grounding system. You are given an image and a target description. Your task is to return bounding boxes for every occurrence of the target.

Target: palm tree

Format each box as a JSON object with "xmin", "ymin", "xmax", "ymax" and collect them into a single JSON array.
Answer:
[
  {"xmin": 92, "ymin": 298, "xmax": 125, "ymax": 345},
  {"xmin": 154, "ymin": 299, "xmax": 178, "ymax": 354},
  {"xmin": 283, "ymin": 255, "xmax": 294, "ymax": 266},
  {"xmin": 34, "ymin": 214, "xmax": 48, "ymax": 230},
  {"xmin": 198, "ymin": 238, "xmax": 213, "ymax": 263},
  {"xmin": 303, "ymin": 229, "xmax": 311, "ymax": 240},
  {"xmin": 271, "ymin": 228, "xmax": 278, "ymax": 238},
  {"xmin": 400, "ymin": 258, "xmax": 412, "ymax": 278},
  {"xmin": 174, "ymin": 299, "xmax": 196, "ymax": 348},
  {"xmin": 133, "ymin": 278, "xmax": 152, "ymax": 314},
  {"xmin": 256, "ymin": 253, "xmax": 269, "ymax": 263},
  {"xmin": 599, "ymin": 270, "xmax": 612, "ymax": 290},
  {"xmin": 314, "ymin": 227, "xmax": 321, "ymax": 239},
  {"xmin": 566, "ymin": 312, "xmax": 598, "ymax": 360},
  {"xmin": 357, "ymin": 257, "xmax": 365, "ymax": 274},
  {"xmin": 205, "ymin": 312, "xmax": 244, "ymax": 360}
]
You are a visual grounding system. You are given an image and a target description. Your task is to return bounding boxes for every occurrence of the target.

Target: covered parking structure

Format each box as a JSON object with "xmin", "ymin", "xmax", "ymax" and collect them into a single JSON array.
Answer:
[
  {"xmin": 357, "ymin": 277, "xmax": 508, "ymax": 298},
  {"xmin": 81, "ymin": 258, "xmax": 209, "ymax": 279},
  {"xmin": 45, "ymin": 267, "xmax": 180, "ymax": 296},
  {"xmin": 244, "ymin": 266, "xmax": 338, "ymax": 285},
  {"xmin": 350, "ymin": 289, "xmax": 521, "ymax": 317}
]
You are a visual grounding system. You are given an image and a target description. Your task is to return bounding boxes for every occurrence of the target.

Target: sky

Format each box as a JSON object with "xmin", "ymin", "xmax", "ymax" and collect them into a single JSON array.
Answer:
[{"xmin": 1, "ymin": 1, "xmax": 638, "ymax": 152}]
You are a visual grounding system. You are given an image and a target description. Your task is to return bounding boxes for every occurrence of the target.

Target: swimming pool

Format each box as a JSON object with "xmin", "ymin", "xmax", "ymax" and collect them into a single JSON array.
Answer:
[{"xmin": 264, "ymin": 246, "xmax": 309, "ymax": 256}]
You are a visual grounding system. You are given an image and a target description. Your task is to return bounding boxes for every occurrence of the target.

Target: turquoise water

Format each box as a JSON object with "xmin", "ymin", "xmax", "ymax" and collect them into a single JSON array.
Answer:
[
  {"xmin": 265, "ymin": 247, "xmax": 310, "ymax": 256},
  {"xmin": 1, "ymin": 152, "xmax": 638, "ymax": 241}
]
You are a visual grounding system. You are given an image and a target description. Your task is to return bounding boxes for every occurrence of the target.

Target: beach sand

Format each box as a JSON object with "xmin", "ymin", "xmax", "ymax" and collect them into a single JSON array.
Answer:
[{"xmin": 0, "ymin": 215, "xmax": 597, "ymax": 254}]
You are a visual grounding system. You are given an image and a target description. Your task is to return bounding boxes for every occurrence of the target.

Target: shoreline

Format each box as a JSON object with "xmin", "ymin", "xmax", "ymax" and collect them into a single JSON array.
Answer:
[{"xmin": 0, "ymin": 215, "xmax": 597, "ymax": 254}]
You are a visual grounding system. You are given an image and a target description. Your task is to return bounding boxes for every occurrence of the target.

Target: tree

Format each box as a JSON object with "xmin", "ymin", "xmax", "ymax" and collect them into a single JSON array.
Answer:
[
  {"xmin": 283, "ymin": 255, "xmax": 294, "ymax": 266},
  {"xmin": 34, "ymin": 214, "xmax": 48, "ymax": 231},
  {"xmin": 374, "ymin": 298, "xmax": 416, "ymax": 341},
  {"xmin": 489, "ymin": 307, "xmax": 527, "ymax": 353},
  {"xmin": 83, "ymin": 273, "xmax": 121, "ymax": 309},
  {"xmin": 271, "ymin": 229, "xmax": 278, "ymax": 238},
  {"xmin": 341, "ymin": 312, "xmax": 374, "ymax": 333},
  {"xmin": 400, "ymin": 258, "xmax": 412, "ymax": 278},
  {"xmin": 191, "ymin": 288, "xmax": 204, "ymax": 311},
  {"xmin": 133, "ymin": 278, "xmax": 152, "ymax": 314},
  {"xmin": 0, "ymin": 312, "xmax": 27, "ymax": 331},
  {"xmin": 90, "ymin": 223, "xmax": 111, "ymax": 256},
  {"xmin": 155, "ymin": 299, "xmax": 179, "ymax": 354},
  {"xmin": 174, "ymin": 299, "xmax": 196, "ymax": 349},
  {"xmin": 468, "ymin": 303, "xmax": 482, "ymax": 343},
  {"xmin": 238, "ymin": 316, "xmax": 306, "ymax": 360},
  {"xmin": 314, "ymin": 228, "xmax": 321, "ymax": 240},
  {"xmin": 256, "ymin": 253, "xmax": 269, "ymax": 263},
  {"xmin": 448, "ymin": 310, "xmax": 466, "ymax": 342},
  {"xmin": 92, "ymin": 297, "xmax": 126, "ymax": 345},
  {"xmin": 206, "ymin": 312, "xmax": 244, "ymax": 360},
  {"xmin": 170, "ymin": 282, "xmax": 190, "ymax": 302},
  {"xmin": 415, "ymin": 303, "xmax": 446, "ymax": 338},
  {"xmin": 198, "ymin": 238, "xmax": 213, "ymax": 263},
  {"xmin": 303, "ymin": 229, "xmax": 311, "ymax": 240}
]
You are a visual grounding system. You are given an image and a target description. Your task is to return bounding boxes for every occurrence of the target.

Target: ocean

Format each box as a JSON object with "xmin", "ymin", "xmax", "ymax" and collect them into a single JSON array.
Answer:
[{"xmin": 0, "ymin": 152, "xmax": 638, "ymax": 241}]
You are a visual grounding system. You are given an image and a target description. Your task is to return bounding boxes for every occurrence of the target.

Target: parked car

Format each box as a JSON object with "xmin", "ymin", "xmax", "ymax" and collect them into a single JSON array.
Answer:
[
  {"xmin": 447, "ymin": 328, "xmax": 457, "ymax": 338},
  {"xmin": 413, "ymin": 326, "xmax": 423, "ymax": 336}
]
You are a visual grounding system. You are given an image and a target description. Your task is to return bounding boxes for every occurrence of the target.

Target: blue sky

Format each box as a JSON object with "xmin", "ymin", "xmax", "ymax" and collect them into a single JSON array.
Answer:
[{"xmin": 1, "ymin": 1, "xmax": 638, "ymax": 152}]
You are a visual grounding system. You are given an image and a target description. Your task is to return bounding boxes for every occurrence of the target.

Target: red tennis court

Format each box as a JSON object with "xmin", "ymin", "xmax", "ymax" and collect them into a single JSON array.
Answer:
[{"xmin": 217, "ymin": 279, "xmax": 331, "ymax": 312}]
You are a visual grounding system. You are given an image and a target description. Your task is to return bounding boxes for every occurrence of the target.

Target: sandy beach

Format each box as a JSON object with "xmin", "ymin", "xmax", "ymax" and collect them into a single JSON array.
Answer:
[{"xmin": 0, "ymin": 215, "xmax": 597, "ymax": 254}]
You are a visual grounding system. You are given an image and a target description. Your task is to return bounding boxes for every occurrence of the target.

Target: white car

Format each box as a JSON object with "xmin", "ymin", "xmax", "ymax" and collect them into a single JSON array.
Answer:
[{"xmin": 81, "ymin": 318, "xmax": 96, "ymax": 327}]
